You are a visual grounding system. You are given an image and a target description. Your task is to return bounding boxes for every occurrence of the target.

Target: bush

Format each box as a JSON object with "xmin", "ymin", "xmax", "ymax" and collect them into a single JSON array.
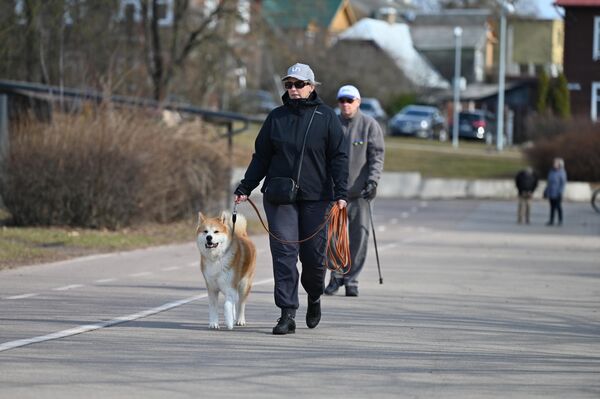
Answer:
[
  {"xmin": 0, "ymin": 111, "xmax": 229, "ymax": 229},
  {"xmin": 523, "ymin": 120, "xmax": 600, "ymax": 182}
]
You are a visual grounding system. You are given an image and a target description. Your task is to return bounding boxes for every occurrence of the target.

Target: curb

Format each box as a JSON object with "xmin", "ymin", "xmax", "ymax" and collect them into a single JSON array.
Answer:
[{"xmin": 232, "ymin": 168, "xmax": 593, "ymax": 202}]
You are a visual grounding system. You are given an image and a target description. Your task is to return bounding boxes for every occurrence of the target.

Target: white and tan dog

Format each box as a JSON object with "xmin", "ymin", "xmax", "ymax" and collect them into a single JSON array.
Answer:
[{"xmin": 196, "ymin": 211, "xmax": 256, "ymax": 330}]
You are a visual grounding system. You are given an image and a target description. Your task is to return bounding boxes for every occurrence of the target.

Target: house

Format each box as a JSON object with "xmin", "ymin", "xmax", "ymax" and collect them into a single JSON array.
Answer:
[
  {"xmin": 323, "ymin": 18, "xmax": 449, "ymax": 103},
  {"xmin": 508, "ymin": 18, "xmax": 564, "ymax": 78},
  {"xmin": 410, "ymin": 10, "xmax": 493, "ymax": 85},
  {"xmin": 261, "ymin": 0, "xmax": 357, "ymax": 46},
  {"xmin": 555, "ymin": 0, "xmax": 600, "ymax": 121}
]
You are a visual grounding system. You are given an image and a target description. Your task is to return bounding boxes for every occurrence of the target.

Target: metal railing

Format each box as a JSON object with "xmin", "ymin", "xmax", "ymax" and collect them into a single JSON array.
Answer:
[{"xmin": 0, "ymin": 79, "xmax": 265, "ymax": 208}]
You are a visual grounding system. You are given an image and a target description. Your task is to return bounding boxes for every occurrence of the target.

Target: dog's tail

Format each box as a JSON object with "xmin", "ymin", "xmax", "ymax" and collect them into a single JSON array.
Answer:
[{"xmin": 221, "ymin": 211, "xmax": 248, "ymax": 237}]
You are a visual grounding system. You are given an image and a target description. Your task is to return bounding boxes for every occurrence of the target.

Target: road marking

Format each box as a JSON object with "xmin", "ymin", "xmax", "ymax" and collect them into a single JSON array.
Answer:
[
  {"xmin": 129, "ymin": 272, "xmax": 153, "ymax": 277},
  {"xmin": 161, "ymin": 266, "xmax": 180, "ymax": 271},
  {"xmin": 378, "ymin": 243, "xmax": 397, "ymax": 251},
  {"xmin": 0, "ymin": 278, "xmax": 274, "ymax": 353},
  {"xmin": 53, "ymin": 284, "xmax": 84, "ymax": 291},
  {"xmin": 187, "ymin": 262, "xmax": 197, "ymax": 267},
  {"xmin": 94, "ymin": 278, "xmax": 116, "ymax": 284},
  {"xmin": 4, "ymin": 293, "xmax": 39, "ymax": 300}
]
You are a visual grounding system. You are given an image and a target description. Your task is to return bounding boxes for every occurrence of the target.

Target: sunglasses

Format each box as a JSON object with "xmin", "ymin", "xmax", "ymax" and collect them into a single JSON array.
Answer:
[
  {"xmin": 284, "ymin": 81, "xmax": 310, "ymax": 90},
  {"xmin": 338, "ymin": 98, "xmax": 355, "ymax": 104}
]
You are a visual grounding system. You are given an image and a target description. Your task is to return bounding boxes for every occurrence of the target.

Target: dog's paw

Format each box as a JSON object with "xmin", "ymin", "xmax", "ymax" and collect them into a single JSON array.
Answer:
[
  {"xmin": 208, "ymin": 322, "xmax": 220, "ymax": 330},
  {"xmin": 235, "ymin": 319, "xmax": 246, "ymax": 327}
]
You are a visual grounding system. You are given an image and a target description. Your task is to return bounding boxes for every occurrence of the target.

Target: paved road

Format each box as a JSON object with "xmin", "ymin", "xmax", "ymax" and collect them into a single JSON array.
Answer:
[{"xmin": 1, "ymin": 199, "xmax": 599, "ymax": 398}]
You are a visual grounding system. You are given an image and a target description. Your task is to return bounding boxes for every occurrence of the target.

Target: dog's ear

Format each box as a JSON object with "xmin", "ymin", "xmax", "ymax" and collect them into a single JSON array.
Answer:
[
  {"xmin": 198, "ymin": 212, "xmax": 206, "ymax": 225},
  {"xmin": 220, "ymin": 211, "xmax": 232, "ymax": 228}
]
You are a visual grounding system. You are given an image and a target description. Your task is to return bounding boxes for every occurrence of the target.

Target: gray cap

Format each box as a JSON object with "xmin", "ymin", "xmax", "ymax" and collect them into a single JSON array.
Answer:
[{"xmin": 282, "ymin": 63, "xmax": 320, "ymax": 85}]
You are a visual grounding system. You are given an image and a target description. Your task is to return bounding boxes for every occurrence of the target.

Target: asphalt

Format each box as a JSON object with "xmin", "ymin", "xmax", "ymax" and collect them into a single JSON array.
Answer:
[{"xmin": 0, "ymin": 199, "xmax": 599, "ymax": 398}]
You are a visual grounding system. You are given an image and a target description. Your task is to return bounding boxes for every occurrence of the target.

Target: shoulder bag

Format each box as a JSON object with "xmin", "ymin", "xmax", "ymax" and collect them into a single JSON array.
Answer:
[{"xmin": 264, "ymin": 106, "xmax": 318, "ymax": 204}]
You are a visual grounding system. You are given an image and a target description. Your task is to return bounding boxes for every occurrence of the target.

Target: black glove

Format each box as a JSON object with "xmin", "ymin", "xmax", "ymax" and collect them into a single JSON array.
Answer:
[{"xmin": 361, "ymin": 180, "xmax": 378, "ymax": 200}]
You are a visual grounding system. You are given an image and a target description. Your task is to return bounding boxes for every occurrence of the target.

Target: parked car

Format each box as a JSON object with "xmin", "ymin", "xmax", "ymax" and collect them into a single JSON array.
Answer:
[
  {"xmin": 359, "ymin": 97, "xmax": 388, "ymax": 134},
  {"xmin": 388, "ymin": 105, "xmax": 447, "ymax": 139},
  {"xmin": 230, "ymin": 90, "xmax": 279, "ymax": 115},
  {"xmin": 451, "ymin": 110, "xmax": 496, "ymax": 143}
]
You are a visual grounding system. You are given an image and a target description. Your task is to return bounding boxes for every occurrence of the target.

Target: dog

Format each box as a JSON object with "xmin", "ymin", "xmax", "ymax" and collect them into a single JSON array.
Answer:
[{"xmin": 196, "ymin": 211, "xmax": 256, "ymax": 330}]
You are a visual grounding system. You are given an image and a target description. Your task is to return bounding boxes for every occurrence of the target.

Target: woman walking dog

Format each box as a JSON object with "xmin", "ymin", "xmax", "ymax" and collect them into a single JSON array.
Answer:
[{"xmin": 234, "ymin": 63, "xmax": 348, "ymax": 335}]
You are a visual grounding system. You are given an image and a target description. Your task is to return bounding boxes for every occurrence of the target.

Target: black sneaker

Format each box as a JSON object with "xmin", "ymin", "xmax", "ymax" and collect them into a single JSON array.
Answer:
[
  {"xmin": 272, "ymin": 309, "xmax": 296, "ymax": 335},
  {"xmin": 306, "ymin": 298, "xmax": 321, "ymax": 329},
  {"xmin": 324, "ymin": 277, "xmax": 342, "ymax": 295},
  {"xmin": 345, "ymin": 285, "xmax": 359, "ymax": 297}
]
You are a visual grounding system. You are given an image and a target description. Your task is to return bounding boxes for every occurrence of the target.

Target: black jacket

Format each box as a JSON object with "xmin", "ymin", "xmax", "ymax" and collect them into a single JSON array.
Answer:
[
  {"xmin": 515, "ymin": 169, "xmax": 538, "ymax": 195},
  {"xmin": 236, "ymin": 91, "xmax": 348, "ymax": 201}
]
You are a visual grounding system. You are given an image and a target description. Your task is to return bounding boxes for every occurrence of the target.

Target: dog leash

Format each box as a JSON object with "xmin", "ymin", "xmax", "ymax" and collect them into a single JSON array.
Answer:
[
  {"xmin": 242, "ymin": 198, "xmax": 351, "ymax": 274},
  {"xmin": 232, "ymin": 202, "xmax": 237, "ymax": 234}
]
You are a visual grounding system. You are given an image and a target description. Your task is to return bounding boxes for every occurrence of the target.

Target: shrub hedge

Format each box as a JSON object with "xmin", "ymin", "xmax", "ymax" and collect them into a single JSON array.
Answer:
[
  {"xmin": 524, "ymin": 120, "xmax": 600, "ymax": 182},
  {"xmin": 0, "ymin": 111, "xmax": 229, "ymax": 229}
]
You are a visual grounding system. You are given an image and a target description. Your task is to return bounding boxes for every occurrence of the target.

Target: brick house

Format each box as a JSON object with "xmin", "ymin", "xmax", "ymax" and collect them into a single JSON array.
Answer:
[{"xmin": 555, "ymin": 0, "xmax": 600, "ymax": 121}]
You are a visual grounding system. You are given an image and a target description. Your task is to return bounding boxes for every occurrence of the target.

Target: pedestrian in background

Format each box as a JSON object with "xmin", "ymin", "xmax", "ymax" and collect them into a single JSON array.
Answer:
[
  {"xmin": 234, "ymin": 63, "xmax": 348, "ymax": 335},
  {"xmin": 544, "ymin": 157, "xmax": 567, "ymax": 226},
  {"xmin": 324, "ymin": 85, "xmax": 384, "ymax": 297},
  {"xmin": 515, "ymin": 167, "xmax": 538, "ymax": 224}
]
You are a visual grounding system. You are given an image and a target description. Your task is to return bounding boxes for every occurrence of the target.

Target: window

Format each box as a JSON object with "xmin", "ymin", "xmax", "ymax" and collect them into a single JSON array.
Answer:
[
  {"xmin": 117, "ymin": 0, "xmax": 173, "ymax": 26},
  {"xmin": 594, "ymin": 17, "xmax": 600, "ymax": 61},
  {"xmin": 592, "ymin": 82, "xmax": 600, "ymax": 122}
]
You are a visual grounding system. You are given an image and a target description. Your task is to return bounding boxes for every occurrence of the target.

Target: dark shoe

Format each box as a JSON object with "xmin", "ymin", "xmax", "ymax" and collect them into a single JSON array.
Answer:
[
  {"xmin": 306, "ymin": 298, "xmax": 321, "ymax": 329},
  {"xmin": 272, "ymin": 309, "xmax": 296, "ymax": 335},
  {"xmin": 324, "ymin": 277, "xmax": 342, "ymax": 295},
  {"xmin": 345, "ymin": 285, "xmax": 359, "ymax": 297},
  {"xmin": 545, "ymin": 221, "xmax": 553, "ymax": 226}
]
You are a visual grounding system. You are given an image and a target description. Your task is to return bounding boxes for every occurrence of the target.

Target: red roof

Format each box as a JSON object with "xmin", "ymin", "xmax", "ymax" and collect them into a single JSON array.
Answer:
[{"xmin": 555, "ymin": 0, "xmax": 600, "ymax": 6}]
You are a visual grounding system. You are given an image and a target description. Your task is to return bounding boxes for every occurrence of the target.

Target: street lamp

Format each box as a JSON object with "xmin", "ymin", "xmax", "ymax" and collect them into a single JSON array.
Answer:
[
  {"xmin": 496, "ymin": 1, "xmax": 515, "ymax": 152},
  {"xmin": 452, "ymin": 26, "xmax": 462, "ymax": 149}
]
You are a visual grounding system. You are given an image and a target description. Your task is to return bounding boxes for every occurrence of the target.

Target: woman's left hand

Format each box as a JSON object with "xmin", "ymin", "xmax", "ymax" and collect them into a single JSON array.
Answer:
[{"xmin": 337, "ymin": 199, "xmax": 347, "ymax": 209}]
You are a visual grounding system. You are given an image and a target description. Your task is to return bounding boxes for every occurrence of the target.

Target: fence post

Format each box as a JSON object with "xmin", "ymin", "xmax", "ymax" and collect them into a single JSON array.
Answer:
[
  {"xmin": 0, "ymin": 94, "xmax": 8, "ymax": 208},
  {"xmin": 0, "ymin": 94, "xmax": 8, "ymax": 162}
]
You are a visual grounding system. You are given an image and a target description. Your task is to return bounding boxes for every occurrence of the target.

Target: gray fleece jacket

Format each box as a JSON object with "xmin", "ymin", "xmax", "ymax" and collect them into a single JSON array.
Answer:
[{"xmin": 339, "ymin": 110, "xmax": 385, "ymax": 199}]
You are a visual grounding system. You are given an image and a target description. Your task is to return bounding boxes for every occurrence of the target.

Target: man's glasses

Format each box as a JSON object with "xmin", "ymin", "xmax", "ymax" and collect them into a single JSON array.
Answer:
[
  {"xmin": 338, "ymin": 98, "xmax": 355, "ymax": 104},
  {"xmin": 284, "ymin": 81, "xmax": 310, "ymax": 90}
]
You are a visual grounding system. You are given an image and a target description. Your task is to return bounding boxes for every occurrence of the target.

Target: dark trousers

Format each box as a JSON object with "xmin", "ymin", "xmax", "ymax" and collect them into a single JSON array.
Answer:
[
  {"xmin": 263, "ymin": 198, "xmax": 329, "ymax": 310},
  {"xmin": 549, "ymin": 197, "xmax": 563, "ymax": 224},
  {"xmin": 331, "ymin": 197, "xmax": 370, "ymax": 288}
]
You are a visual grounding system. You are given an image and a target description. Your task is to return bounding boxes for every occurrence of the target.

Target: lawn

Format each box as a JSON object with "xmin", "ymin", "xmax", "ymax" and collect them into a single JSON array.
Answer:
[{"xmin": 233, "ymin": 124, "xmax": 526, "ymax": 179}]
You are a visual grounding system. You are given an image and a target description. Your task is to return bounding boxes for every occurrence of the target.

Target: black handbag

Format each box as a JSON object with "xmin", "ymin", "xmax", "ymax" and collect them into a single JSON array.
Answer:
[{"xmin": 264, "ymin": 106, "xmax": 318, "ymax": 204}]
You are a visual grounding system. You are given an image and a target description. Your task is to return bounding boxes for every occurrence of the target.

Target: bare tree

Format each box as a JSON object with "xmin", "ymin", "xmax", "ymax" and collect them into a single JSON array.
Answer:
[{"xmin": 140, "ymin": 0, "xmax": 240, "ymax": 101}]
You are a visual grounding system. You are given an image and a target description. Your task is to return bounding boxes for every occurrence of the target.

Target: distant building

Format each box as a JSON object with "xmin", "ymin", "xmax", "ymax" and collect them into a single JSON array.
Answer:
[
  {"xmin": 410, "ymin": 10, "xmax": 493, "ymax": 85},
  {"xmin": 262, "ymin": 0, "xmax": 357, "ymax": 46},
  {"xmin": 555, "ymin": 0, "xmax": 600, "ymax": 122},
  {"xmin": 326, "ymin": 18, "xmax": 449, "ymax": 102},
  {"xmin": 508, "ymin": 18, "xmax": 564, "ymax": 78}
]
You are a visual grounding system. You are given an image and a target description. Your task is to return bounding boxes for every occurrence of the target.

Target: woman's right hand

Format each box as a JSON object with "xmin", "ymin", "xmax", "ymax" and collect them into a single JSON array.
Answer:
[{"xmin": 234, "ymin": 194, "xmax": 248, "ymax": 204}]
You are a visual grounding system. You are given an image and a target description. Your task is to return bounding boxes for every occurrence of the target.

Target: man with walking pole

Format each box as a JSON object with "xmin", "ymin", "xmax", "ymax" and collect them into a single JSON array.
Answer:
[{"xmin": 325, "ymin": 85, "xmax": 385, "ymax": 297}]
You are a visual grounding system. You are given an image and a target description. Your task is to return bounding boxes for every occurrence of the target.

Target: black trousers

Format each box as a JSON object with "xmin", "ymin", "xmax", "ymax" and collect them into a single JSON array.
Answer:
[
  {"xmin": 549, "ymin": 197, "xmax": 563, "ymax": 224},
  {"xmin": 263, "ymin": 198, "xmax": 329, "ymax": 310}
]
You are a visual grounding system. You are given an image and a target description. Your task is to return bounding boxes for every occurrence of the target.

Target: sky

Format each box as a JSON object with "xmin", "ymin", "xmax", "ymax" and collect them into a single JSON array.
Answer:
[{"xmin": 530, "ymin": 0, "xmax": 563, "ymax": 19}]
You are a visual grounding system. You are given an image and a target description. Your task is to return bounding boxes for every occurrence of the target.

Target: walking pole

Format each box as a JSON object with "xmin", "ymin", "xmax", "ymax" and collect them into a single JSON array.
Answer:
[{"xmin": 367, "ymin": 199, "xmax": 383, "ymax": 284}]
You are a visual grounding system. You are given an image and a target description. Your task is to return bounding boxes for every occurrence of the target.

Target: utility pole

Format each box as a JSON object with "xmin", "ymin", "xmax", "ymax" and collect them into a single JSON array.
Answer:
[
  {"xmin": 496, "ymin": 1, "xmax": 514, "ymax": 151},
  {"xmin": 452, "ymin": 26, "xmax": 462, "ymax": 149}
]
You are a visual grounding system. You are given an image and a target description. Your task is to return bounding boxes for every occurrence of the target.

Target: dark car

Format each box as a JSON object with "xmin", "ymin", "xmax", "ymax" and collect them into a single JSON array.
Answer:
[
  {"xmin": 230, "ymin": 90, "xmax": 279, "ymax": 116},
  {"xmin": 388, "ymin": 105, "xmax": 447, "ymax": 140},
  {"xmin": 359, "ymin": 97, "xmax": 387, "ymax": 122},
  {"xmin": 451, "ymin": 110, "xmax": 496, "ymax": 142}
]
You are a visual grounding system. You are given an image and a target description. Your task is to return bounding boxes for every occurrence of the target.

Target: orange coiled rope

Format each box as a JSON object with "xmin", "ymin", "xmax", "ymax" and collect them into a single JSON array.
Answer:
[{"xmin": 245, "ymin": 198, "xmax": 351, "ymax": 274}]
